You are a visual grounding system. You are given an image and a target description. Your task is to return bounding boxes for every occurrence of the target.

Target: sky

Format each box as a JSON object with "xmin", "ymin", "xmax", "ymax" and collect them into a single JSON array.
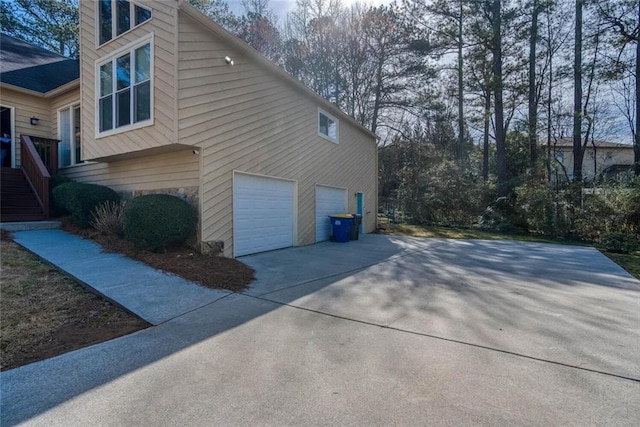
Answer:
[{"xmin": 225, "ymin": 0, "xmax": 394, "ymax": 21}]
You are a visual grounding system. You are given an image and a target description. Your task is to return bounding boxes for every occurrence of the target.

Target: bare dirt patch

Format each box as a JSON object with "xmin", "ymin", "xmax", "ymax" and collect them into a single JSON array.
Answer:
[
  {"xmin": 60, "ymin": 218, "xmax": 255, "ymax": 293},
  {"xmin": 0, "ymin": 231, "xmax": 148, "ymax": 371}
]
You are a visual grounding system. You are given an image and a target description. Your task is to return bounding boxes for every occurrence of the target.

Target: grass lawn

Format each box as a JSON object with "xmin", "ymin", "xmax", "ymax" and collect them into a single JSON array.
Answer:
[
  {"xmin": 0, "ymin": 231, "xmax": 148, "ymax": 371},
  {"xmin": 380, "ymin": 222, "xmax": 640, "ymax": 280}
]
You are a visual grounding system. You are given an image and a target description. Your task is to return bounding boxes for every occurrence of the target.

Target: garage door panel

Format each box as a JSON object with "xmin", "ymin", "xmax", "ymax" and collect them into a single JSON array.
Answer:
[
  {"xmin": 234, "ymin": 174, "xmax": 295, "ymax": 257},
  {"xmin": 315, "ymin": 186, "xmax": 347, "ymax": 242}
]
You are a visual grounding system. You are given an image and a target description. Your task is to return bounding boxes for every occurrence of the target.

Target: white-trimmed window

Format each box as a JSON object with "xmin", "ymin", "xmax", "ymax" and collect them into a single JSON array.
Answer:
[
  {"xmin": 318, "ymin": 108, "xmax": 338, "ymax": 143},
  {"xmin": 99, "ymin": 0, "xmax": 152, "ymax": 46},
  {"xmin": 97, "ymin": 35, "xmax": 153, "ymax": 136},
  {"xmin": 59, "ymin": 104, "xmax": 82, "ymax": 167}
]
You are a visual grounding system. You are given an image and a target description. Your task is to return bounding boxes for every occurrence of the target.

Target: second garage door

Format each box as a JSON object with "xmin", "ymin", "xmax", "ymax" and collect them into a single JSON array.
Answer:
[
  {"xmin": 315, "ymin": 185, "xmax": 347, "ymax": 242},
  {"xmin": 233, "ymin": 173, "xmax": 295, "ymax": 257}
]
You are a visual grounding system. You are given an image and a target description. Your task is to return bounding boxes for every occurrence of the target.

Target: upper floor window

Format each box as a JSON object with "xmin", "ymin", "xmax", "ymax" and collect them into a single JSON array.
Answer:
[
  {"xmin": 97, "ymin": 35, "xmax": 153, "ymax": 136},
  {"xmin": 318, "ymin": 109, "xmax": 338, "ymax": 143},
  {"xmin": 99, "ymin": 0, "xmax": 152, "ymax": 45},
  {"xmin": 555, "ymin": 151, "xmax": 564, "ymax": 163}
]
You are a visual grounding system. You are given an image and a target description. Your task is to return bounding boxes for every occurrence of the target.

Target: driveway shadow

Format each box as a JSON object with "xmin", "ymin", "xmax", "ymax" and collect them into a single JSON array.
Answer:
[{"xmin": 1, "ymin": 235, "xmax": 638, "ymax": 425}]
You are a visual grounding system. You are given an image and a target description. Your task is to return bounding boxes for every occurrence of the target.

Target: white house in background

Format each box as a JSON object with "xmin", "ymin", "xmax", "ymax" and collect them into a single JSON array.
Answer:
[{"xmin": 549, "ymin": 139, "xmax": 635, "ymax": 182}]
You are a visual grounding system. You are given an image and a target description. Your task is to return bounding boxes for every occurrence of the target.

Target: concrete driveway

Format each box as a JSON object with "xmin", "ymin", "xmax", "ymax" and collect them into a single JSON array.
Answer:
[{"xmin": 2, "ymin": 235, "xmax": 639, "ymax": 426}]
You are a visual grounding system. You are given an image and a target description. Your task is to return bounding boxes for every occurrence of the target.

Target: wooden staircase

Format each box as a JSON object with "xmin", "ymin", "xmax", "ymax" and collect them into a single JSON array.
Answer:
[
  {"xmin": 0, "ymin": 135, "xmax": 59, "ymax": 223},
  {"xmin": 1, "ymin": 168, "xmax": 46, "ymax": 222}
]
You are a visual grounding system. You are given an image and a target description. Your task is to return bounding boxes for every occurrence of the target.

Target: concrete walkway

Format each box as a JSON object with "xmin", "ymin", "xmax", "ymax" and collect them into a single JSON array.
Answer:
[{"xmin": 11, "ymin": 229, "xmax": 230, "ymax": 325}]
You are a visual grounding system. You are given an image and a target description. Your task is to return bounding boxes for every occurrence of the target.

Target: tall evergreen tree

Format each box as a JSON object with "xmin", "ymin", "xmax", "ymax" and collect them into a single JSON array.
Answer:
[
  {"xmin": 595, "ymin": 0, "xmax": 640, "ymax": 175},
  {"xmin": 0, "ymin": 0, "xmax": 79, "ymax": 58},
  {"xmin": 573, "ymin": 0, "xmax": 584, "ymax": 182}
]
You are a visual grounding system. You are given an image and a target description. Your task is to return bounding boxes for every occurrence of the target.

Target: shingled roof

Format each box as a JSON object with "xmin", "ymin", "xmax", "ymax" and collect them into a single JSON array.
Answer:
[{"xmin": 0, "ymin": 33, "xmax": 79, "ymax": 94}]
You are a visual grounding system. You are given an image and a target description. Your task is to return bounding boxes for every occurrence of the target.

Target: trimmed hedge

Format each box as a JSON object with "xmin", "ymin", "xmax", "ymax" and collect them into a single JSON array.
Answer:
[
  {"xmin": 123, "ymin": 194, "xmax": 197, "ymax": 252},
  {"xmin": 53, "ymin": 182, "xmax": 120, "ymax": 227},
  {"xmin": 49, "ymin": 175, "xmax": 74, "ymax": 217}
]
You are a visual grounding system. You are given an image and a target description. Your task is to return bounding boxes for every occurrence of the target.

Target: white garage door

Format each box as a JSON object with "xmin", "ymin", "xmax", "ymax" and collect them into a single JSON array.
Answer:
[
  {"xmin": 315, "ymin": 185, "xmax": 347, "ymax": 242},
  {"xmin": 233, "ymin": 173, "xmax": 295, "ymax": 257}
]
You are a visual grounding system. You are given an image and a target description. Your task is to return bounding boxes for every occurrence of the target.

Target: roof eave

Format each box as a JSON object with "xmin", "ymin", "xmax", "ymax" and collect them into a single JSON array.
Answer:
[
  {"xmin": 0, "ymin": 79, "xmax": 79, "ymax": 98},
  {"xmin": 44, "ymin": 79, "xmax": 80, "ymax": 98}
]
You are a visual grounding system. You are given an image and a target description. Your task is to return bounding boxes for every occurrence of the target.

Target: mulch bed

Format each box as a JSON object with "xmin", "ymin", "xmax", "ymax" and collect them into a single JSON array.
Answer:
[{"xmin": 59, "ymin": 218, "xmax": 255, "ymax": 293}]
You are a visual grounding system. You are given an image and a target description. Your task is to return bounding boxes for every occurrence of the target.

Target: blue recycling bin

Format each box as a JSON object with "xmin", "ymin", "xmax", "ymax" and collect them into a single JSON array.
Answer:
[{"xmin": 329, "ymin": 215, "xmax": 354, "ymax": 243}]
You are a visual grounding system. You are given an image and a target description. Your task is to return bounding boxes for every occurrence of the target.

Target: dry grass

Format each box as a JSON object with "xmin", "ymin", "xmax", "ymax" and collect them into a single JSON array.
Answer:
[
  {"xmin": 0, "ymin": 231, "xmax": 148, "ymax": 371},
  {"xmin": 90, "ymin": 201, "xmax": 124, "ymax": 235}
]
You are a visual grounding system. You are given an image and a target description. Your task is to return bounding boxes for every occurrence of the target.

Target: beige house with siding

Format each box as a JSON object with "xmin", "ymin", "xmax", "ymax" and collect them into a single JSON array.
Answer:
[
  {"xmin": 549, "ymin": 139, "xmax": 635, "ymax": 183},
  {"xmin": 1, "ymin": 0, "xmax": 378, "ymax": 257}
]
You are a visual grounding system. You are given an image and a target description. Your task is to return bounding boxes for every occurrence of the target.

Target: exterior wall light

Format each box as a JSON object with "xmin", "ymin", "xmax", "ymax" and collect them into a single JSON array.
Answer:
[{"xmin": 30, "ymin": 117, "xmax": 39, "ymax": 125}]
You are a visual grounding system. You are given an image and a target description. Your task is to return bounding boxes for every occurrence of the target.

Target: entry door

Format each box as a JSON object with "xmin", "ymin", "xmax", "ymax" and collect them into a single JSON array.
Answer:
[
  {"xmin": 233, "ymin": 173, "xmax": 295, "ymax": 257},
  {"xmin": 0, "ymin": 106, "xmax": 15, "ymax": 168},
  {"xmin": 59, "ymin": 104, "xmax": 81, "ymax": 167},
  {"xmin": 356, "ymin": 192, "xmax": 363, "ymax": 233},
  {"xmin": 315, "ymin": 185, "xmax": 347, "ymax": 242}
]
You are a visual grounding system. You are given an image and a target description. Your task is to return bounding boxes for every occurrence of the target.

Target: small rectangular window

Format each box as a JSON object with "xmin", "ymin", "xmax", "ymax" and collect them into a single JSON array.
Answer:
[
  {"xmin": 100, "ymin": 62, "xmax": 113, "ymax": 97},
  {"xmin": 99, "ymin": 1, "xmax": 151, "ymax": 46},
  {"xmin": 134, "ymin": 44, "xmax": 150, "ymax": 81},
  {"xmin": 116, "ymin": 89, "xmax": 131, "ymax": 127},
  {"xmin": 116, "ymin": 53, "xmax": 131, "ymax": 90},
  {"xmin": 99, "ymin": 0, "xmax": 112, "ymax": 45},
  {"xmin": 116, "ymin": 0, "xmax": 130, "ymax": 36},
  {"xmin": 99, "ymin": 96, "xmax": 113, "ymax": 132},
  {"xmin": 134, "ymin": 81, "xmax": 151, "ymax": 122},
  {"xmin": 318, "ymin": 109, "xmax": 338, "ymax": 143}
]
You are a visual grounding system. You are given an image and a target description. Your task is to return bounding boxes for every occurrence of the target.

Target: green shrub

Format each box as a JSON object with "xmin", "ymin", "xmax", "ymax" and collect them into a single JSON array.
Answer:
[
  {"xmin": 479, "ymin": 196, "xmax": 528, "ymax": 234},
  {"xmin": 53, "ymin": 182, "xmax": 120, "ymax": 227},
  {"xmin": 515, "ymin": 179, "xmax": 572, "ymax": 238},
  {"xmin": 49, "ymin": 175, "xmax": 73, "ymax": 217},
  {"xmin": 599, "ymin": 233, "xmax": 639, "ymax": 254},
  {"xmin": 574, "ymin": 180, "xmax": 640, "ymax": 239},
  {"xmin": 404, "ymin": 160, "xmax": 494, "ymax": 227},
  {"xmin": 123, "ymin": 194, "xmax": 197, "ymax": 252}
]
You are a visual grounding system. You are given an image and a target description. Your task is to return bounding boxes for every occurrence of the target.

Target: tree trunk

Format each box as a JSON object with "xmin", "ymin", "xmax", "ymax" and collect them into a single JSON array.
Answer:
[
  {"xmin": 573, "ymin": 0, "xmax": 583, "ymax": 182},
  {"xmin": 371, "ymin": 57, "xmax": 384, "ymax": 134},
  {"xmin": 635, "ymin": 0, "xmax": 640, "ymax": 176},
  {"xmin": 492, "ymin": 0, "xmax": 507, "ymax": 195},
  {"xmin": 528, "ymin": 0, "xmax": 539, "ymax": 169},
  {"xmin": 457, "ymin": 0, "xmax": 465, "ymax": 163},
  {"xmin": 483, "ymin": 89, "xmax": 491, "ymax": 181},
  {"xmin": 546, "ymin": 1, "xmax": 553, "ymax": 183}
]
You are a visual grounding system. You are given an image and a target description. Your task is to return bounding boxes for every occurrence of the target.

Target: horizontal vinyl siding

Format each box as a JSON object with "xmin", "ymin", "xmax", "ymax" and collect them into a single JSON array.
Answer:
[
  {"xmin": 79, "ymin": 0, "xmax": 178, "ymax": 161},
  {"xmin": 178, "ymin": 13, "xmax": 377, "ymax": 257},
  {"xmin": 0, "ymin": 88, "xmax": 54, "ymax": 167},
  {"xmin": 61, "ymin": 149, "xmax": 199, "ymax": 193}
]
